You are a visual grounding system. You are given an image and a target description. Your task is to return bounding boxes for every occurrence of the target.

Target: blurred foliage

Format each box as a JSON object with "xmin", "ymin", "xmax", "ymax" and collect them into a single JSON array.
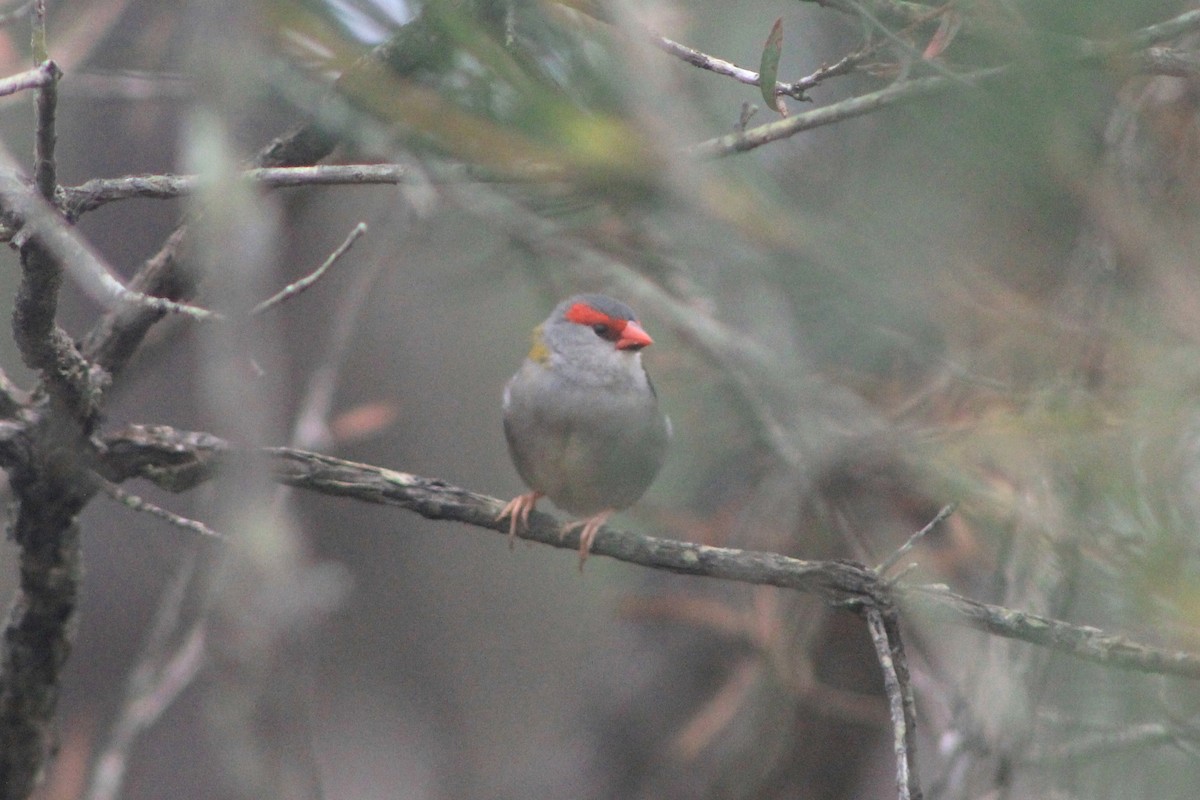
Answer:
[{"xmin": 268, "ymin": 0, "xmax": 667, "ymax": 195}]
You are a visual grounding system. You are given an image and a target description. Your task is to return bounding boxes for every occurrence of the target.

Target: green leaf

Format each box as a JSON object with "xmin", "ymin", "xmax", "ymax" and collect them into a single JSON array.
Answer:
[{"xmin": 759, "ymin": 18, "xmax": 783, "ymax": 113}]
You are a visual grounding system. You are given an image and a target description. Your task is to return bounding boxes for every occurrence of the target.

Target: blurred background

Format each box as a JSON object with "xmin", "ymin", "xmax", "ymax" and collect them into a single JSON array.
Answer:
[{"xmin": 2, "ymin": 0, "xmax": 1200, "ymax": 798}]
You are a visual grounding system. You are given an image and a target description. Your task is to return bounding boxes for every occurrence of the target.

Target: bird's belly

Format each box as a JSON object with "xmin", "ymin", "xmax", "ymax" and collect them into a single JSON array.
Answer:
[
  {"xmin": 528, "ymin": 422, "xmax": 665, "ymax": 516},
  {"xmin": 548, "ymin": 435, "xmax": 624, "ymax": 515},
  {"xmin": 503, "ymin": 371, "xmax": 668, "ymax": 517}
]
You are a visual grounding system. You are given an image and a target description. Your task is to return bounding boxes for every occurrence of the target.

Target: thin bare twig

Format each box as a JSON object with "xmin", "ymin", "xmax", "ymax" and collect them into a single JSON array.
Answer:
[
  {"xmin": 32, "ymin": 72, "xmax": 56, "ymax": 199},
  {"xmin": 0, "ymin": 60, "xmax": 57, "ymax": 98},
  {"xmin": 651, "ymin": 32, "xmax": 870, "ymax": 102},
  {"xmin": 686, "ymin": 64, "xmax": 1007, "ymax": 158},
  {"xmin": 1022, "ymin": 719, "xmax": 1200, "ymax": 765},
  {"xmin": 877, "ymin": 503, "xmax": 957, "ymax": 576},
  {"xmin": 28, "ymin": 0, "xmax": 43, "ymax": 58},
  {"xmin": 286, "ymin": 223, "xmax": 391, "ymax": 451},
  {"xmin": 86, "ymin": 614, "xmax": 207, "ymax": 800},
  {"xmin": 58, "ymin": 165, "xmax": 416, "ymax": 220},
  {"xmin": 31, "ymin": 3, "xmax": 56, "ymax": 201},
  {"xmin": 688, "ymin": 8, "xmax": 1200, "ymax": 158},
  {"xmin": 650, "ymin": 34, "xmax": 771, "ymax": 92},
  {"xmin": 97, "ymin": 477, "xmax": 224, "ymax": 540},
  {"xmin": 867, "ymin": 606, "xmax": 922, "ymax": 800},
  {"xmin": 783, "ymin": 49, "xmax": 874, "ymax": 97},
  {"xmin": 253, "ymin": 222, "xmax": 367, "ymax": 315}
]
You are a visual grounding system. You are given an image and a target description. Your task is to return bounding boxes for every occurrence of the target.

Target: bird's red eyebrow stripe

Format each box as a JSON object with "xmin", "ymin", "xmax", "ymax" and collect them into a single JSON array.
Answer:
[{"xmin": 565, "ymin": 302, "xmax": 628, "ymax": 332}]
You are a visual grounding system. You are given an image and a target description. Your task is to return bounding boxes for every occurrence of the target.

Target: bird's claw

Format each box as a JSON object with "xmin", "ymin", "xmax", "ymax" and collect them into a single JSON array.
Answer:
[
  {"xmin": 561, "ymin": 510, "xmax": 614, "ymax": 572},
  {"xmin": 497, "ymin": 492, "xmax": 541, "ymax": 549}
]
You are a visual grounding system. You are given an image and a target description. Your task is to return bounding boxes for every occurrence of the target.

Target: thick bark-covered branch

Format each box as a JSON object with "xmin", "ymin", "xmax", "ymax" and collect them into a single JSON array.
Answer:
[
  {"xmin": 0, "ymin": 464, "xmax": 89, "ymax": 800},
  {"xmin": 268, "ymin": 447, "xmax": 887, "ymax": 600},
  {"xmin": 98, "ymin": 426, "xmax": 1200, "ymax": 682},
  {"xmin": 0, "ymin": 19, "xmax": 98, "ymax": 794},
  {"xmin": 0, "ymin": 167, "xmax": 99, "ymax": 418}
]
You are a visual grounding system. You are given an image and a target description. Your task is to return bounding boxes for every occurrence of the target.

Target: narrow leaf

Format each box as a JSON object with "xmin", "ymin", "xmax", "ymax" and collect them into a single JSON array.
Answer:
[
  {"xmin": 759, "ymin": 18, "xmax": 784, "ymax": 114},
  {"xmin": 923, "ymin": 10, "xmax": 963, "ymax": 60}
]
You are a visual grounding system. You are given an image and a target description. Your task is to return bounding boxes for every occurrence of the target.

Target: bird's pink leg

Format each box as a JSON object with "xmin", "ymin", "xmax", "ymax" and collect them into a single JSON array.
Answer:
[
  {"xmin": 497, "ymin": 492, "xmax": 543, "ymax": 548},
  {"xmin": 562, "ymin": 510, "xmax": 614, "ymax": 571}
]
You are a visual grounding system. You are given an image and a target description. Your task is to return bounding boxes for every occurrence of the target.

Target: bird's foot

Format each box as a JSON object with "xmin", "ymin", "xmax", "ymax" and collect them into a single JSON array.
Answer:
[
  {"xmin": 497, "ymin": 492, "xmax": 543, "ymax": 549},
  {"xmin": 561, "ymin": 510, "xmax": 615, "ymax": 571}
]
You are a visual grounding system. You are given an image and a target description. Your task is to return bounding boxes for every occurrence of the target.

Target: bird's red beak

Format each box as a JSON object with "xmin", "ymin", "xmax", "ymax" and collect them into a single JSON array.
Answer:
[{"xmin": 617, "ymin": 320, "xmax": 653, "ymax": 351}]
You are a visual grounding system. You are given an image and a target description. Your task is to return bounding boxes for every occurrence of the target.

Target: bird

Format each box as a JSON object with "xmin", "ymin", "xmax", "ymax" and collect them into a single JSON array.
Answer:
[{"xmin": 498, "ymin": 294, "xmax": 671, "ymax": 569}]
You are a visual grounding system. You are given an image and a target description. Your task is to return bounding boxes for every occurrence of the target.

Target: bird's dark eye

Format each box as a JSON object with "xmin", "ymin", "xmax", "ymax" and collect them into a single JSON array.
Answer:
[{"xmin": 592, "ymin": 323, "xmax": 616, "ymax": 340}]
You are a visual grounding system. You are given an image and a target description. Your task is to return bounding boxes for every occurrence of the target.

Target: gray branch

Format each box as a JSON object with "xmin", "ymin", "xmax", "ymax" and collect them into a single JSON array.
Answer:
[
  {"xmin": 97, "ymin": 425, "xmax": 1200, "ymax": 683},
  {"xmin": 0, "ymin": 60, "xmax": 56, "ymax": 98},
  {"xmin": 58, "ymin": 164, "xmax": 415, "ymax": 221}
]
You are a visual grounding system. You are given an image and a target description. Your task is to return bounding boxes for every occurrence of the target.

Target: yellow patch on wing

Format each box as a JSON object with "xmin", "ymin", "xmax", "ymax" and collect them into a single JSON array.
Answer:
[{"xmin": 527, "ymin": 324, "xmax": 550, "ymax": 363}]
